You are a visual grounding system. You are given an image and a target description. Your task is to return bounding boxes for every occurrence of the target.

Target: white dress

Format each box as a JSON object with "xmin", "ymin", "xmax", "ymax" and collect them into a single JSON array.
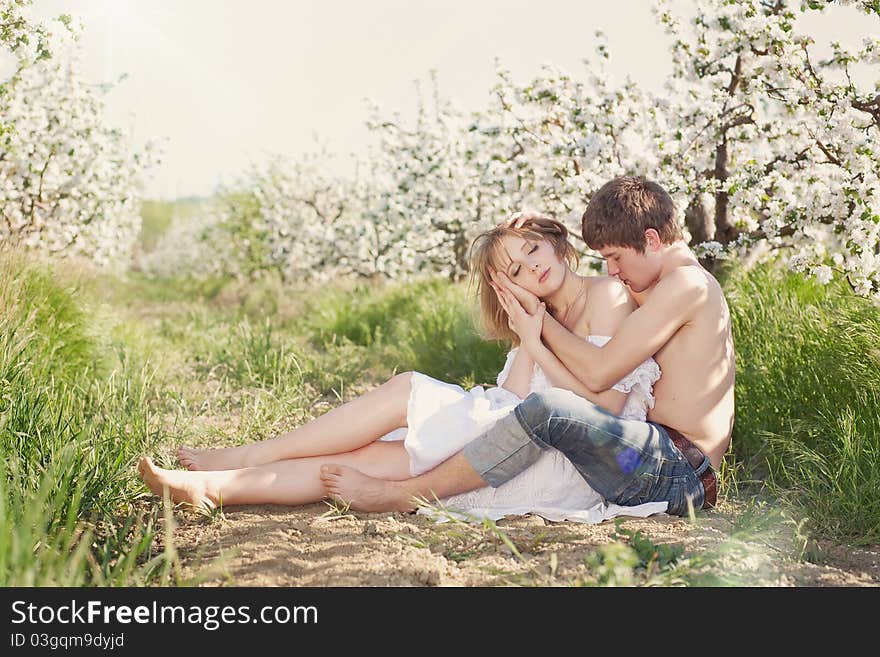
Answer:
[{"xmin": 380, "ymin": 336, "xmax": 669, "ymax": 523}]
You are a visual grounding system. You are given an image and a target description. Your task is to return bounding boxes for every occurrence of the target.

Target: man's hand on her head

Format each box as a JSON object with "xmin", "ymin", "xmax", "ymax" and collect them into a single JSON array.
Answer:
[
  {"xmin": 500, "ymin": 211, "xmax": 546, "ymax": 229},
  {"xmin": 491, "ymin": 270, "xmax": 540, "ymax": 314}
]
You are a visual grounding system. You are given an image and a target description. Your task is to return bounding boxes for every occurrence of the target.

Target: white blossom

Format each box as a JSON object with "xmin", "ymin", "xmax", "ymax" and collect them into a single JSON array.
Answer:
[{"xmin": 812, "ymin": 264, "xmax": 833, "ymax": 284}]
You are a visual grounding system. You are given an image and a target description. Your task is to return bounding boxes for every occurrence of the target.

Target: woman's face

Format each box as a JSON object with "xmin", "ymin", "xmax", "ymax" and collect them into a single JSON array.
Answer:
[{"xmin": 495, "ymin": 234, "xmax": 566, "ymax": 297}]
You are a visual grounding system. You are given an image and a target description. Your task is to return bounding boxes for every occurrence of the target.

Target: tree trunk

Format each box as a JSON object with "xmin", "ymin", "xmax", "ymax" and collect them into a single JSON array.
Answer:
[
  {"xmin": 713, "ymin": 137, "xmax": 739, "ymax": 245},
  {"xmin": 685, "ymin": 194, "xmax": 713, "ymax": 245},
  {"xmin": 686, "ymin": 194, "xmax": 720, "ymax": 272},
  {"xmin": 451, "ymin": 229, "xmax": 469, "ymax": 282}
]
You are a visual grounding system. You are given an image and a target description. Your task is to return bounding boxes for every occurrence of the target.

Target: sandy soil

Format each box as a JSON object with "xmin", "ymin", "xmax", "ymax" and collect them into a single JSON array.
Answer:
[
  {"xmin": 157, "ymin": 497, "xmax": 880, "ymax": 587},
  {"xmin": 141, "ymin": 387, "xmax": 880, "ymax": 587}
]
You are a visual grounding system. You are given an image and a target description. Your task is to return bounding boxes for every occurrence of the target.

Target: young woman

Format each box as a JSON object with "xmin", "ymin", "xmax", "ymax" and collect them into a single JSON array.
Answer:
[{"xmin": 138, "ymin": 215, "xmax": 664, "ymax": 521}]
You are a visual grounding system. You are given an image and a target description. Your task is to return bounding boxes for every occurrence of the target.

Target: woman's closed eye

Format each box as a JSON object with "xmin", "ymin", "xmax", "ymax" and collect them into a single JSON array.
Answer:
[{"xmin": 510, "ymin": 245, "xmax": 538, "ymax": 277}]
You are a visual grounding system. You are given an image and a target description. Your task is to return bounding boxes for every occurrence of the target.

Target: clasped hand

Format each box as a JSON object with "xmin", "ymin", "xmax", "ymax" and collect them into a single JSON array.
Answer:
[{"xmin": 490, "ymin": 270, "xmax": 544, "ymax": 349}]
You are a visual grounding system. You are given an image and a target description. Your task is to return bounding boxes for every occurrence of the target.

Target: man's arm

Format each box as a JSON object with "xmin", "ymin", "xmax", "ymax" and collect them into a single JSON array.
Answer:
[
  {"xmin": 522, "ymin": 276, "xmax": 633, "ymax": 413},
  {"xmin": 526, "ymin": 342, "xmax": 628, "ymax": 415},
  {"xmin": 542, "ymin": 268, "xmax": 707, "ymax": 391},
  {"xmin": 491, "ymin": 277, "xmax": 628, "ymax": 413}
]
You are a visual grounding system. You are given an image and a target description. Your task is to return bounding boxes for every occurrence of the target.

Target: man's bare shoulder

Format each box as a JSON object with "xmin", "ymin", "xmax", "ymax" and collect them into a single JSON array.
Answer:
[{"xmin": 650, "ymin": 265, "xmax": 712, "ymax": 310}]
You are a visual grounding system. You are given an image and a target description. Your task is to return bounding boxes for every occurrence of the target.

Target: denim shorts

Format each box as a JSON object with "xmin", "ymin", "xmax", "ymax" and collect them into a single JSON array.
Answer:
[{"xmin": 461, "ymin": 388, "xmax": 706, "ymax": 516}]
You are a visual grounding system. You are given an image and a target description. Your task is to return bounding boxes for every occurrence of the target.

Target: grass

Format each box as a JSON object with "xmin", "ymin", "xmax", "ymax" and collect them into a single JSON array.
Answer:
[
  {"xmin": 0, "ymin": 250, "xmax": 177, "ymax": 585},
  {"xmin": 724, "ymin": 262, "xmax": 880, "ymax": 544},
  {"xmin": 302, "ymin": 277, "xmax": 507, "ymax": 387},
  {"xmin": 580, "ymin": 525, "xmax": 690, "ymax": 587},
  {"xmin": 3, "ymin": 244, "xmax": 878, "ymax": 585}
]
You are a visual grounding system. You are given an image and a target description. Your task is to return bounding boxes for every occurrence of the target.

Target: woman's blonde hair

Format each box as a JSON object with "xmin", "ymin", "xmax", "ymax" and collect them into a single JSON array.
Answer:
[{"xmin": 469, "ymin": 213, "xmax": 578, "ymax": 345}]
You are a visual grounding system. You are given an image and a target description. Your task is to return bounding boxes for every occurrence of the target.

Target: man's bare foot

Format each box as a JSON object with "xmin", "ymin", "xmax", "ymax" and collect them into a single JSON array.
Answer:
[
  {"xmin": 138, "ymin": 456, "xmax": 217, "ymax": 510},
  {"xmin": 177, "ymin": 444, "xmax": 253, "ymax": 471},
  {"xmin": 319, "ymin": 464, "xmax": 416, "ymax": 513}
]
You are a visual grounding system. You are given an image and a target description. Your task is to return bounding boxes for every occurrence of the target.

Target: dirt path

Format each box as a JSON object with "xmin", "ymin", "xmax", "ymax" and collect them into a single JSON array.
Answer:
[{"xmin": 164, "ymin": 499, "xmax": 880, "ymax": 587}]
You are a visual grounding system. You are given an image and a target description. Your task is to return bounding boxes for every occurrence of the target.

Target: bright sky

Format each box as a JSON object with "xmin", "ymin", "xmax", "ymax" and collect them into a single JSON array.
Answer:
[{"xmin": 30, "ymin": 0, "xmax": 872, "ymax": 200}]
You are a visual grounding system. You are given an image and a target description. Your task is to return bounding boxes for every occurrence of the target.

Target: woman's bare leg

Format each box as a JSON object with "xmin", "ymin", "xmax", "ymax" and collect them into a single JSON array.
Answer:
[
  {"xmin": 141, "ymin": 441, "xmax": 412, "ymax": 509},
  {"xmin": 177, "ymin": 372, "xmax": 413, "ymax": 471}
]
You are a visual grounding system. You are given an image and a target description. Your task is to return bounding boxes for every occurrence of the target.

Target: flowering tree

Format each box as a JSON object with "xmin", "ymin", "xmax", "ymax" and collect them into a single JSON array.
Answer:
[
  {"xmin": 648, "ymin": 0, "xmax": 880, "ymax": 296},
  {"xmin": 1, "ymin": 1, "xmax": 156, "ymax": 268},
  {"xmin": 350, "ymin": 75, "xmax": 502, "ymax": 280},
  {"xmin": 1, "ymin": 0, "xmax": 55, "ymax": 149},
  {"xmin": 144, "ymin": 0, "xmax": 878, "ymax": 297},
  {"xmin": 0, "ymin": 0, "xmax": 51, "ymax": 66},
  {"xmin": 467, "ymin": 45, "xmax": 658, "ymax": 250},
  {"xmin": 456, "ymin": 0, "xmax": 879, "ymax": 296},
  {"xmin": 136, "ymin": 199, "xmax": 234, "ymax": 279},
  {"xmin": 251, "ymin": 154, "xmax": 360, "ymax": 281},
  {"xmin": 141, "ymin": 154, "xmax": 368, "ymax": 282}
]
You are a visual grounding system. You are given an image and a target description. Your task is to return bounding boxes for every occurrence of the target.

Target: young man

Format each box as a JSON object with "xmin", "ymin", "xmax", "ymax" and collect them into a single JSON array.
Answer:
[{"xmin": 320, "ymin": 176, "xmax": 736, "ymax": 516}]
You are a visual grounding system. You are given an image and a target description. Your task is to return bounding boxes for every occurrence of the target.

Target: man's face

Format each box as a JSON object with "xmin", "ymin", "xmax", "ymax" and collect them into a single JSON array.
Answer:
[{"xmin": 598, "ymin": 245, "xmax": 658, "ymax": 293}]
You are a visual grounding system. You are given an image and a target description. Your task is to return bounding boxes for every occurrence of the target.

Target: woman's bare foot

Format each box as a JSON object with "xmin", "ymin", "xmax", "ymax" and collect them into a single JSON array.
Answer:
[
  {"xmin": 177, "ymin": 444, "xmax": 254, "ymax": 471},
  {"xmin": 138, "ymin": 456, "xmax": 217, "ymax": 510},
  {"xmin": 319, "ymin": 464, "xmax": 417, "ymax": 512}
]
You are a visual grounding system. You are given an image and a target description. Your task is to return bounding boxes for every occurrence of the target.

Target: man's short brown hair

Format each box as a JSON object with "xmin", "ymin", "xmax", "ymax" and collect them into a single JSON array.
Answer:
[{"xmin": 581, "ymin": 176, "xmax": 682, "ymax": 252}]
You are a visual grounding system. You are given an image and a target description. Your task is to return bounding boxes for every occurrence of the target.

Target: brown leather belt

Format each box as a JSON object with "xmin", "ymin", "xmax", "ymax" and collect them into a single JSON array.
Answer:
[{"xmin": 661, "ymin": 425, "xmax": 717, "ymax": 510}]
